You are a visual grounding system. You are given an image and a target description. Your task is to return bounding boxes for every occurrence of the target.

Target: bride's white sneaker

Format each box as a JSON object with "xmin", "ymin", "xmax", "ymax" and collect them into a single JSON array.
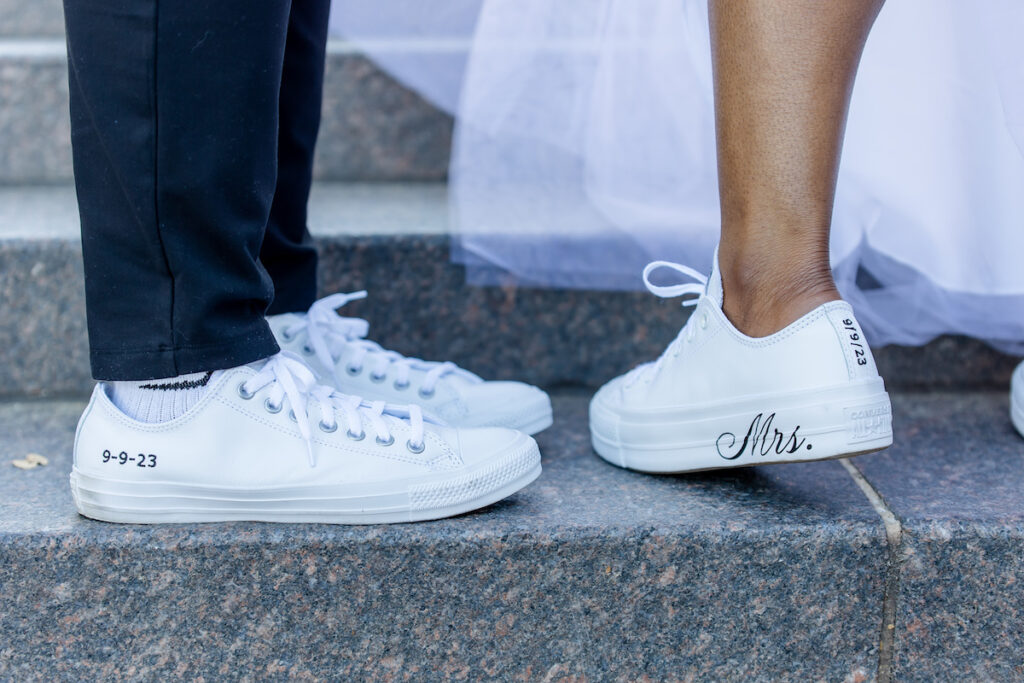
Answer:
[
  {"xmin": 71, "ymin": 354, "xmax": 541, "ymax": 524},
  {"xmin": 590, "ymin": 256, "xmax": 893, "ymax": 473},
  {"xmin": 268, "ymin": 292, "xmax": 553, "ymax": 435},
  {"xmin": 1011, "ymin": 362, "xmax": 1024, "ymax": 438}
]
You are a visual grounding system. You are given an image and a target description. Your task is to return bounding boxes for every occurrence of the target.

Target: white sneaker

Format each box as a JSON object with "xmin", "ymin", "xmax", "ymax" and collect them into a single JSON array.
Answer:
[
  {"xmin": 590, "ymin": 255, "xmax": 893, "ymax": 473},
  {"xmin": 70, "ymin": 354, "xmax": 542, "ymax": 524},
  {"xmin": 1011, "ymin": 362, "xmax": 1024, "ymax": 438},
  {"xmin": 268, "ymin": 292, "xmax": 553, "ymax": 435}
]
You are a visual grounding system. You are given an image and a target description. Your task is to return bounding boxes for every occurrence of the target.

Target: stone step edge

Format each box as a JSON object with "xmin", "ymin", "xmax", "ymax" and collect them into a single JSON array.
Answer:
[{"xmin": 1, "ymin": 392, "xmax": 1021, "ymax": 679}]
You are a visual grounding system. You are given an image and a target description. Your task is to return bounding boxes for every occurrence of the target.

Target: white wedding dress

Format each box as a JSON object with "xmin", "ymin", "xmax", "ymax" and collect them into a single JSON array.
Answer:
[{"xmin": 330, "ymin": 0, "xmax": 1024, "ymax": 354}]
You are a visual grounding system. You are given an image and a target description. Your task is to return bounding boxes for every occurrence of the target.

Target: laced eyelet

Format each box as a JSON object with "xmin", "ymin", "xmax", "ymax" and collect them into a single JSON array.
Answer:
[
  {"xmin": 346, "ymin": 429, "xmax": 365, "ymax": 441},
  {"xmin": 418, "ymin": 387, "xmax": 435, "ymax": 399},
  {"xmin": 237, "ymin": 383, "xmax": 255, "ymax": 400},
  {"xmin": 301, "ymin": 344, "xmax": 314, "ymax": 355},
  {"xmin": 370, "ymin": 372, "xmax": 386, "ymax": 383},
  {"xmin": 376, "ymin": 434, "xmax": 395, "ymax": 447},
  {"xmin": 394, "ymin": 380, "xmax": 410, "ymax": 391},
  {"xmin": 406, "ymin": 440, "xmax": 425, "ymax": 454},
  {"xmin": 346, "ymin": 365, "xmax": 362, "ymax": 377},
  {"xmin": 264, "ymin": 398, "xmax": 283, "ymax": 414},
  {"xmin": 319, "ymin": 420, "xmax": 338, "ymax": 433}
]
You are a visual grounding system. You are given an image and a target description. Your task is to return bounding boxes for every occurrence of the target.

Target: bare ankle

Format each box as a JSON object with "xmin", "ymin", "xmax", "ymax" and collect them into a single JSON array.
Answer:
[{"xmin": 719, "ymin": 256, "xmax": 839, "ymax": 337}]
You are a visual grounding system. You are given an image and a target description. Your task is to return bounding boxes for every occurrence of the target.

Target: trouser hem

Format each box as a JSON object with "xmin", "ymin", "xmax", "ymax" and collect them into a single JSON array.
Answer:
[{"xmin": 90, "ymin": 324, "xmax": 280, "ymax": 381}]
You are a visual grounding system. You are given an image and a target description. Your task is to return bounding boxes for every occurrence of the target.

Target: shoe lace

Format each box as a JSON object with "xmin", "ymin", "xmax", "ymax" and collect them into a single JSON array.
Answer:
[
  {"xmin": 284, "ymin": 291, "xmax": 463, "ymax": 393},
  {"xmin": 627, "ymin": 261, "xmax": 710, "ymax": 386},
  {"xmin": 239, "ymin": 353, "xmax": 426, "ymax": 467},
  {"xmin": 642, "ymin": 261, "xmax": 707, "ymax": 304}
]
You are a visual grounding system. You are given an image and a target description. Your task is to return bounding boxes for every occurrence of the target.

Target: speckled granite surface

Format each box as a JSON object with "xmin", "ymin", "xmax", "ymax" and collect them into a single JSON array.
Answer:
[
  {"xmin": 314, "ymin": 52, "xmax": 451, "ymax": 182},
  {"xmin": 317, "ymin": 237, "xmax": 1021, "ymax": 395},
  {"xmin": 0, "ymin": 237, "xmax": 88, "ymax": 397},
  {"xmin": 852, "ymin": 393, "xmax": 1024, "ymax": 682},
  {"xmin": 0, "ymin": 46, "xmax": 450, "ymax": 183},
  {"xmin": 0, "ymin": 394, "xmax": 888, "ymax": 680},
  {"xmin": 0, "ymin": 207, "xmax": 1019, "ymax": 398}
]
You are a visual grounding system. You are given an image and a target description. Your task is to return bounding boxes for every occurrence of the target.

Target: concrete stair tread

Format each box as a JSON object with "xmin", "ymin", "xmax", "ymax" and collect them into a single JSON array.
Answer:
[{"xmin": 1, "ymin": 390, "xmax": 1022, "ymax": 678}]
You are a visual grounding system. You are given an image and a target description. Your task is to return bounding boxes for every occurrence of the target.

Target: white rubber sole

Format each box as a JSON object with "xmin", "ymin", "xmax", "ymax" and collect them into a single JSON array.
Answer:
[
  {"xmin": 70, "ymin": 437, "xmax": 541, "ymax": 525},
  {"xmin": 1011, "ymin": 383, "xmax": 1024, "ymax": 439},
  {"xmin": 590, "ymin": 379, "xmax": 892, "ymax": 473}
]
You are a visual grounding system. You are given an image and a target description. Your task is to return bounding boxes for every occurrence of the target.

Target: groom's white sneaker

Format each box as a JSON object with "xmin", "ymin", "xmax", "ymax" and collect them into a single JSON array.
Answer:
[
  {"xmin": 1011, "ymin": 362, "xmax": 1024, "ymax": 438},
  {"xmin": 590, "ymin": 256, "xmax": 893, "ymax": 473},
  {"xmin": 268, "ymin": 292, "xmax": 553, "ymax": 435},
  {"xmin": 71, "ymin": 354, "xmax": 541, "ymax": 524}
]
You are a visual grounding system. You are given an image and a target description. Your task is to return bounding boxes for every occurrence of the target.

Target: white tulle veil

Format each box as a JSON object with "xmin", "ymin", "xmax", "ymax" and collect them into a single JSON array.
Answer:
[{"xmin": 330, "ymin": 0, "xmax": 1024, "ymax": 354}]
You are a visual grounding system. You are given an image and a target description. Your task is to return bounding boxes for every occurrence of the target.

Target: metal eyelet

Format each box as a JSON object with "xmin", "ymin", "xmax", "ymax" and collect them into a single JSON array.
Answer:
[
  {"xmin": 288, "ymin": 409, "xmax": 297, "ymax": 422},
  {"xmin": 370, "ymin": 372, "xmax": 386, "ymax": 383},
  {"xmin": 406, "ymin": 440, "xmax": 425, "ymax": 454},
  {"xmin": 394, "ymin": 380, "xmax": 410, "ymax": 391},
  {"xmin": 319, "ymin": 420, "xmax": 338, "ymax": 433},
  {"xmin": 301, "ymin": 344, "xmax": 314, "ymax": 355},
  {"xmin": 418, "ymin": 387, "xmax": 435, "ymax": 400},
  {"xmin": 264, "ymin": 398, "xmax": 283, "ymax": 414},
  {"xmin": 376, "ymin": 434, "xmax": 395, "ymax": 447},
  {"xmin": 700, "ymin": 313, "xmax": 708, "ymax": 329},
  {"xmin": 346, "ymin": 365, "xmax": 362, "ymax": 377},
  {"xmin": 237, "ymin": 383, "xmax": 255, "ymax": 400},
  {"xmin": 346, "ymin": 429, "xmax": 366, "ymax": 441},
  {"xmin": 281, "ymin": 328, "xmax": 296, "ymax": 342}
]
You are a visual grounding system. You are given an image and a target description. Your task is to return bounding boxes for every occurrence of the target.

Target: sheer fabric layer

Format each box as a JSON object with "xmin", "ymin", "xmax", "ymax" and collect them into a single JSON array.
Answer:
[{"xmin": 330, "ymin": 0, "xmax": 1024, "ymax": 353}]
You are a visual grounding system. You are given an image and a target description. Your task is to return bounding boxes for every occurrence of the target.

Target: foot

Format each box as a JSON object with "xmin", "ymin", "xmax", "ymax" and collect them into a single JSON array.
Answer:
[
  {"xmin": 1012, "ymin": 362, "xmax": 1024, "ymax": 438},
  {"xmin": 71, "ymin": 354, "xmax": 542, "ymax": 524},
  {"xmin": 268, "ymin": 292, "xmax": 553, "ymax": 435},
  {"xmin": 589, "ymin": 252, "xmax": 893, "ymax": 473}
]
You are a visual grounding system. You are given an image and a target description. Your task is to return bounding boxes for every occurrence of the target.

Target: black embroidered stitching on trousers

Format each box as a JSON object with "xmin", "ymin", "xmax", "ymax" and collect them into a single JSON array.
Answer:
[{"xmin": 139, "ymin": 371, "xmax": 214, "ymax": 391}]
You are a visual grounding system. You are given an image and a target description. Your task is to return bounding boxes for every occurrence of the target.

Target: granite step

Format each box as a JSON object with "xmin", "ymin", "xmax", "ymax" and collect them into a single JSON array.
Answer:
[
  {"xmin": 0, "ymin": 38, "xmax": 452, "ymax": 184},
  {"xmin": 1, "ymin": 391, "xmax": 1021, "ymax": 680},
  {"xmin": 0, "ymin": 182, "xmax": 1019, "ymax": 399}
]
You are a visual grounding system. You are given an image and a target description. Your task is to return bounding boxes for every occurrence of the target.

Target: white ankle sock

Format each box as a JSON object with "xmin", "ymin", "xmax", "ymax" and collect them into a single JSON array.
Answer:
[{"xmin": 106, "ymin": 371, "xmax": 218, "ymax": 423}]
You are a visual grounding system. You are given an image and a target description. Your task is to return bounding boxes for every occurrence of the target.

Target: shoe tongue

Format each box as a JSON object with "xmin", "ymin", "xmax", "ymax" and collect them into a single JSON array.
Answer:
[
  {"xmin": 246, "ymin": 358, "xmax": 270, "ymax": 372},
  {"xmin": 705, "ymin": 247, "xmax": 724, "ymax": 306}
]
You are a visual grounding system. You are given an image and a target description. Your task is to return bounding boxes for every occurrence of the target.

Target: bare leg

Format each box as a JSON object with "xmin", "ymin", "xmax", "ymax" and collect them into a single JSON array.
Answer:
[{"xmin": 709, "ymin": 0, "xmax": 884, "ymax": 337}]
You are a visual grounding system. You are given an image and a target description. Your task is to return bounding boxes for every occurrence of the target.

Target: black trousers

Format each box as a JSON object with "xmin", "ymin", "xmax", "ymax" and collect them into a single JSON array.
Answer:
[{"xmin": 64, "ymin": 0, "xmax": 330, "ymax": 380}]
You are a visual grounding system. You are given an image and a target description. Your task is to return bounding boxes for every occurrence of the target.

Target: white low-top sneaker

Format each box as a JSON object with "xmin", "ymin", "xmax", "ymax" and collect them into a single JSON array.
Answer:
[
  {"xmin": 70, "ymin": 354, "xmax": 541, "ymax": 524},
  {"xmin": 1011, "ymin": 362, "xmax": 1024, "ymax": 438},
  {"xmin": 268, "ymin": 292, "xmax": 553, "ymax": 435},
  {"xmin": 590, "ymin": 256, "xmax": 893, "ymax": 473}
]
